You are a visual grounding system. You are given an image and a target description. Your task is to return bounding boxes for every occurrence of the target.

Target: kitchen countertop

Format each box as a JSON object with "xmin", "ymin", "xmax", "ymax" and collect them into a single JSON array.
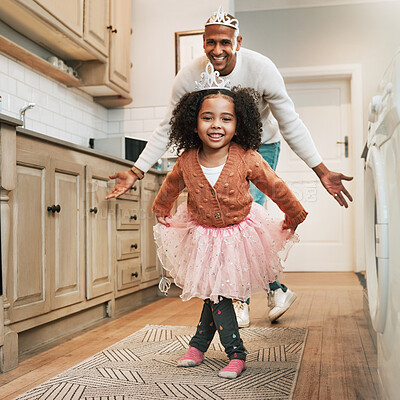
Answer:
[
  {"xmin": 0, "ymin": 113, "xmax": 23, "ymax": 127},
  {"xmin": 14, "ymin": 125, "xmax": 165, "ymax": 175}
]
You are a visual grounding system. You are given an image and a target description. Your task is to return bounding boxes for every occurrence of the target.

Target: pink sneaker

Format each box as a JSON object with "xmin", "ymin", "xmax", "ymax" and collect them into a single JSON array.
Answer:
[
  {"xmin": 177, "ymin": 346, "xmax": 204, "ymax": 367},
  {"xmin": 218, "ymin": 359, "xmax": 246, "ymax": 379}
]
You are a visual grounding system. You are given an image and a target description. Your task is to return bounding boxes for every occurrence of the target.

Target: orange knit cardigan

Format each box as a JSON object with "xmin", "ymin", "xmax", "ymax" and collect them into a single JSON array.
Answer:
[{"xmin": 152, "ymin": 142, "xmax": 308, "ymax": 229}]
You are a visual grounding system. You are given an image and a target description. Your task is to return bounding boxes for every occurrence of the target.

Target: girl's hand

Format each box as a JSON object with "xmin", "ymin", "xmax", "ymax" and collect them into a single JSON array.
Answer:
[
  {"xmin": 282, "ymin": 221, "xmax": 297, "ymax": 232},
  {"xmin": 157, "ymin": 215, "xmax": 171, "ymax": 227}
]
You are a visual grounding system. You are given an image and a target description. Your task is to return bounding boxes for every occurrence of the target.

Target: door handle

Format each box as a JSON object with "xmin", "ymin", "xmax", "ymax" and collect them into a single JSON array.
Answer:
[{"xmin": 336, "ymin": 136, "xmax": 349, "ymax": 158}]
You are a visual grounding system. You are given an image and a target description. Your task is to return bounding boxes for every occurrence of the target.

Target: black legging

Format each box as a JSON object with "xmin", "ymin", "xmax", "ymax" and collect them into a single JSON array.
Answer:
[{"xmin": 189, "ymin": 297, "xmax": 247, "ymax": 361}]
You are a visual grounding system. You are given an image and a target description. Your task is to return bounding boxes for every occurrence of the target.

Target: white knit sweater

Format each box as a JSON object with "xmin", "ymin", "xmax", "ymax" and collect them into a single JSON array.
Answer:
[{"xmin": 135, "ymin": 48, "xmax": 322, "ymax": 173}]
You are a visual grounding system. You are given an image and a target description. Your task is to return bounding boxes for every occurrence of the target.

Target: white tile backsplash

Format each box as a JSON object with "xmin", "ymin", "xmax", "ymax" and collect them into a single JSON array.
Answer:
[
  {"xmin": 1, "ymin": 53, "xmax": 169, "ymax": 149},
  {"xmin": 0, "ymin": 54, "xmax": 109, "ymax": 145}
]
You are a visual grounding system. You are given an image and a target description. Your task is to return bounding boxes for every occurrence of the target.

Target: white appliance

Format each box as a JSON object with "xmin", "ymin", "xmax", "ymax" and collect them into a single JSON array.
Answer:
[{"xmin": 365, "ymin": 50, "xmax": 400, "ymax": 399}]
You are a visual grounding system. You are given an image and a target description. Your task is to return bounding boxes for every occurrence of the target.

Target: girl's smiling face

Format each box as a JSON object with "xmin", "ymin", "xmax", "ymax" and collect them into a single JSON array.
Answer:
[{"xmin": 196, "ymin": 94, "xmax": 237, "ymax": 153}]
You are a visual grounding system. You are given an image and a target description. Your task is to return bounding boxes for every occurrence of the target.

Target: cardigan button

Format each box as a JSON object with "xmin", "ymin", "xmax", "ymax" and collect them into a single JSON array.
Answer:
[
  {"xmin": 211, "ymin": 189, "xmax": 215, "ymax": 195},
  {"xmin": 214, "ymin": 212, "xmax": 221, "ymax": 219}
]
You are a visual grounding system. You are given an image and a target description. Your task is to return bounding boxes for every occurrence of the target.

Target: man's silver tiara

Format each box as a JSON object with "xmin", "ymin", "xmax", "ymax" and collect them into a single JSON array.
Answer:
[
  {"xmin": 205, "ymin": 5, "xmax": 239, "ymax": 30},
  {"xmin": 195, "ymin": 62, "xmax": 231, "ymax": 91}
]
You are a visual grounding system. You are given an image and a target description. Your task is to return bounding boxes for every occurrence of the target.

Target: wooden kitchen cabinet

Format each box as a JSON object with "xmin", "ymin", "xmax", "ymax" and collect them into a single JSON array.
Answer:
[
  {"xmin": 140, "ymin": 174, "xmax": 162, "ymax": 283},
  {"xmin": 0, "ymin": 0, "xmax": 105, "ymax": 62},
  {"xmin": 85, "ymin": 164, "xmax": 114, "ymax": 300},
  {"xmin": 115, "ymin": 182, "xmax": 142, "ymax": 295},
  {"xmin": 6, "ymin": 149, "xmax": 86, "ymax": 324},
  {"xmin": 33, "ymin": 0, "xmax": 84, "ymax": 36},
  {"xmin": 77, "ymin": 0, "xmax": 132, "ymax": 107},
  {"xmin": 0, "ymin": 0, "xmax": 132, "ymax": 107},
  {"xmin": 84, "ymin": 0, "xmax": 109, "ymax": 56},
  {"xmin": 0, "ymin": 121, "xmax": 163, "ymax": 371},
  {"xmin": 50, "ymin": 158, "xmax": 86, "ymax": 310},
  {"xmin": 8, "ymin": 150, "xmax": 51, "ymax": 323}
]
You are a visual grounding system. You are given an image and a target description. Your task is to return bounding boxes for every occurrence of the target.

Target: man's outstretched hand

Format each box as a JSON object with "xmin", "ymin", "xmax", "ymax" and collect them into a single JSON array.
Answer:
[
  {"xmin": 105, "ymin": 170, "xmax": 137, "ymax": 199},
  {"xmin": 313, "ymin": 163, "xmax": 353, "ymax": 208}
]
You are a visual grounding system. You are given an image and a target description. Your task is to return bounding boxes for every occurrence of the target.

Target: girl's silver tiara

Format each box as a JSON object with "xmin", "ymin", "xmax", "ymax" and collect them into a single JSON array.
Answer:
[
  {"xmin": 205, "ymin": 5, "xmax": 239, "ymax": 30},
  {"xmin": 195, "ymin": 62, "xmax": 231, "ymax": 91}
]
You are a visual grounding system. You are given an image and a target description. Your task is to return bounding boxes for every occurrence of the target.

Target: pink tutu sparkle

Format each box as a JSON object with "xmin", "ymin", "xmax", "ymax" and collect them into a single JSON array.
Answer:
[{"xmin": 154, "ymin": 202, "xmax": 299, "ymax": 303}]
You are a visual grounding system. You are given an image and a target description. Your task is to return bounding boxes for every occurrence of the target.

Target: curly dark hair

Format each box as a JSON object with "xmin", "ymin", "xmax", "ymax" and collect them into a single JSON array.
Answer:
[{"xmin": 168, "ymin": 87, "xmax": 262, "ymax": 154}]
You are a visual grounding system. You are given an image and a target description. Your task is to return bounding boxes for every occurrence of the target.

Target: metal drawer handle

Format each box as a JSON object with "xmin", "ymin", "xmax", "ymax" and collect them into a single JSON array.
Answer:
[
  {"xmin": 90, "ymin": 207, "xmax": 98, "ymax": 214},
  {"xmin": 131, "ymin": 272, "xmax": 138, "ymax": 278},
  {"xmin": 131, "ymin": 243, "xmax": 138, "ymax": 249},
  {"xmin": 130, "ymin": 215, "xmax": 137, "ymax": 220},
  {"xmin": 47, "ymin": 204, "xmax": 61, "ymax": 213}
]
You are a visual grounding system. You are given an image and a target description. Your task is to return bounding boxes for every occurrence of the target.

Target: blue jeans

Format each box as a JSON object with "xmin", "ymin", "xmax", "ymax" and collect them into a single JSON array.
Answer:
[
  {"xmin": 249, "ymin": 142, "xmax": 286, "ymax": 298},
  {"xmin": 250, "ymin": 142, "xmax": 281, "ymax": 206}
]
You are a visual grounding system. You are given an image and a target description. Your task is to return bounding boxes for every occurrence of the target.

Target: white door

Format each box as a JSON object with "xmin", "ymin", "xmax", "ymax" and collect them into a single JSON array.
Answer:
[{"xmin": 266, "ymin": 78, "xmax": 355, "ymax": 271}]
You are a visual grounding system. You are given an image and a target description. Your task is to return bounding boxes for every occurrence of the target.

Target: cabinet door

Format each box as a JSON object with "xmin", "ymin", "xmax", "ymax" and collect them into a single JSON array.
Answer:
[
  {"xmin": 50, "ymin": 159, "xmax": 85, "ymax": 309},
  {"xmin": 34, "ymin": 0, "xmax": 84, "ymax": 36},
  {"xmin": 109, "ymin": 0, "xmax": 131, "ymax": 91},
  {"xmin": 84, "ymin": 0, "xmax": 109, "ymax": 56},
  {"xmin": 141, "ymin": 174, "xmax": 161, "ymax": 282},
  {"xmin": 8, "ymin": 151, "xmax": 51, "ymax": 323},
  {"xmin": 85, "ymin": 165, "xmax": 114, "ymax": 299}
]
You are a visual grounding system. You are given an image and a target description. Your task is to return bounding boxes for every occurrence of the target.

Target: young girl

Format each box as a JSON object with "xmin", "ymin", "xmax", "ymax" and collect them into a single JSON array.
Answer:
[{"xmin": 152, "ymin": 69, "xmax": 307, "ymax": 379}]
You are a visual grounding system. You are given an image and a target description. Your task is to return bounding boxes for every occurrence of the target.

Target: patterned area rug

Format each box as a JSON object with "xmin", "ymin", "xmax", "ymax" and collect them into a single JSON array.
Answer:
[{"xmin": 16, "ymin": 324, "xmax": 308, "ymax": 400}]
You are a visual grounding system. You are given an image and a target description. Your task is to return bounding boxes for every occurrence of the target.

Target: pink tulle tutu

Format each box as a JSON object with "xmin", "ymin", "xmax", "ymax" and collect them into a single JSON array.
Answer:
[{"xmin": 154, "ymin": 202, "xmax": 299, "ymax": 303}]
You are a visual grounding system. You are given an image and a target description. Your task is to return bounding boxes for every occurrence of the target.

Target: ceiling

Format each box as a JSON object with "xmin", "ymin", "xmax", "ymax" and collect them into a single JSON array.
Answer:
[{"xmin": 234, "ymin": 0, "xmax": 398, "ymax": 12}]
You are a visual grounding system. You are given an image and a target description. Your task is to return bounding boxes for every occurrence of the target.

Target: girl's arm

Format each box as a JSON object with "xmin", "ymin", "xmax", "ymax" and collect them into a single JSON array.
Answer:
[
  {"xmin": 152, "ymin": 157, "xmax": 186, "ymax": 223},
  {"xmin": 248, "ymin": 152, "xmax": 308, "ymax": 230}
]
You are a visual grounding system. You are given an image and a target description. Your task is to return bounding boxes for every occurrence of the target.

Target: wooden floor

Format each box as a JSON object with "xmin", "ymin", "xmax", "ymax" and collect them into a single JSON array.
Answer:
[{"xmin": 0, "ymin": 272, "xmax": 379, "ymax": 399}]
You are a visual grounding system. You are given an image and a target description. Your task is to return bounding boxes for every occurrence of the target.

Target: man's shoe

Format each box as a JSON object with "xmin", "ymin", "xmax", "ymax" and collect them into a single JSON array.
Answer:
[
  {"xmin": 233, "ymin": 301, "xmax": 250, "ymax": 328},
  {"xmin": 268, "ymin": 288, "xmax": 297, "ymax": 322}
]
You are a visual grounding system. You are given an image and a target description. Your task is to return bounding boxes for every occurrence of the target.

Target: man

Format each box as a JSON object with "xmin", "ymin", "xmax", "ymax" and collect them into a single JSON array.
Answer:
[{"xmin": 106, "ymin": 6, "xmax": 352, "ymax": 326}]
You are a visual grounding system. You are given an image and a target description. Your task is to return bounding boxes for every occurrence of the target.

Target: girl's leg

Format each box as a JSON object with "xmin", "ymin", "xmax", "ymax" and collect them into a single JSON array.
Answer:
[
  {"xmin": 189, "ymin": 299, "xmax": 217, "ymax": 352},
  {"xmin": 211, "ymin": 297, "xmax": 246, "ymax": 361},
  {"xmin": 178, "ymin": 300, "xmax": 216, "ymax": 367},
  {"xmin": 212, "ymin": 297, "xmax": 247, "ymax": 379}
]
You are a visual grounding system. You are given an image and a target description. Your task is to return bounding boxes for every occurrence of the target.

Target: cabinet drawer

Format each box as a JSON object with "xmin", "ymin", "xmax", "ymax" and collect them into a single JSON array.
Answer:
[
  {"xmin": 116, "ymin": 200, "xmax": 140, "ymax": 230},
  {"xmin": 119, "ymin": 183, "xmax": 140, "ymax": 201},
  {"xmin": 116, "ymin": 231, "xmax": 141, "ymax": 260},
  {"xmin": 117, "ymin": 258, "xmax": 141, "ymax": 290}
]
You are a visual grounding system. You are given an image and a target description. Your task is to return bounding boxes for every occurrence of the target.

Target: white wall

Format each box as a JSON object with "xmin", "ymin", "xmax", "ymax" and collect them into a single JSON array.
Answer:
[
  {"xmin": 131, "ymin": 0, "xmax": 230, "ymax": 108},
  {"xmin": 107, "ymin": 0, "xmax": 230, "ymax": 142},
  {"xmin": 236, "ymin": 1, "xmax": 400, "ymax": 139}
]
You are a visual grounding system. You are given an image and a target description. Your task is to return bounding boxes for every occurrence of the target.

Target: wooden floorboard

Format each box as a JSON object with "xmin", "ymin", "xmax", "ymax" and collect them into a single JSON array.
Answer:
[{"xmin": 0, "ymin": 272, "xmax": 379, "ymax": 400}]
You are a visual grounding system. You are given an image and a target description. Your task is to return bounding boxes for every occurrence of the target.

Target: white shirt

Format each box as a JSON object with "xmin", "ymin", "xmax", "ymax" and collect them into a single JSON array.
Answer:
[
  {"xmin": 135, "ymin": 48, "xmax": 322, "ymax": 173},
  {"xmin": 200, "ymin": 164, "xmax": 225, "ymax": 187}
]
